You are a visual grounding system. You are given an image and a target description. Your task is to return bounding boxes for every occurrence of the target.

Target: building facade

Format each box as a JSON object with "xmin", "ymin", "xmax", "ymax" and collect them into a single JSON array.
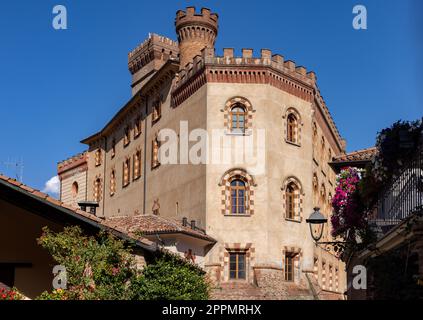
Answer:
[{"xmin": 58, "ymin": 7, "xmax": 347, "ymax": 299}]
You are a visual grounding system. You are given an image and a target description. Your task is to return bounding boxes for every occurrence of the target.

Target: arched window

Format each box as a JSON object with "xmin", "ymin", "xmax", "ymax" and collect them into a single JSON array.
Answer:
[
  {"xmin": 230, "ymin": 179, "xmax": 247, "ymax": 215},
  {"xmin": 287, "ymin": 114, "xmax": 298, "ymax": 144},
  {"xmin": 220, "ymin": 168, "xmax": 256, "ymax": 216},
  {"xmin": 123, "ymin": 158, "xmax": 130, "ymax": 187},
  {"xmin": 72, "ymin": 182, "xmax": 79, "ymax": 198},
  {"xmin": 283, "ymin": 177, "xmax": 303, "ymax": 221},
  {"xmin": 152, "ymin": 136, "xmax": 160, "ymax": 169},
  {"xmin": 94, "ymin": 178, "xmax": 101, "ymax": 203},
  {"xmin": 286, "ymin": 182, "xmax": 298, "ymax": 220},
  {"xmin": 110, "ymin": 170, "xmax": 116, "ymax": 196},
  {"xmin": 133, "ymin": 150, "xmax": 142, "ymax": 180},
  {"xmin": 230, "ymin": 104, "xmax": 246, "ymax": 133}
]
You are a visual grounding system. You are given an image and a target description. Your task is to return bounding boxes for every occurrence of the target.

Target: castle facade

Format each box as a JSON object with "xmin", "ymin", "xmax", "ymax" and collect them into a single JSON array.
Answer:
[{"xmin": 58, "ymin": 7, "xmax": 346, "ymax": 299}]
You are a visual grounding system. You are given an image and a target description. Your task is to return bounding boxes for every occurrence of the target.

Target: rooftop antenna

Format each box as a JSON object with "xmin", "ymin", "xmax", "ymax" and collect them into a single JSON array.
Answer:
[{"xmin": 2, "ymin": 157, "xmax": 24, "ymax": 182}]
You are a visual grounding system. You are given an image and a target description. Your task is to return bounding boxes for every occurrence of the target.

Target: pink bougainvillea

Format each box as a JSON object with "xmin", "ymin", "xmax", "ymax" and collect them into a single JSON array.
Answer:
[{"xmin": 331, "ymin": 167, "xmax": 366, "ymax": 238}]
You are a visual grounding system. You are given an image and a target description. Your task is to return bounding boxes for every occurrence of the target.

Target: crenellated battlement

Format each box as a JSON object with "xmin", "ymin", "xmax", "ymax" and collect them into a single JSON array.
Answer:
[
  {"xmin": 128, "ymin": 33, "xmax": 179, "ymax": 75},
  {"xmin": 175, "ymin": 47, "xmax": 317, "ymax": 89},
  {"xmin": 172, "ymin": 47, "xmax": 343, "ymax": 149},
  {"xmin": 175, "ymin": 7, "xmax": 219, "ymax": 69},
  {"xmin": 175, "ymin": 7, "xmax": 218, "ymax": 33},
  {"xmin": 128, "ymin": 33, "xmax": 179, "ymax": 94},
  {"xmin": 57, "ymin": 152, "xmax": 88, "ymax": 175}
]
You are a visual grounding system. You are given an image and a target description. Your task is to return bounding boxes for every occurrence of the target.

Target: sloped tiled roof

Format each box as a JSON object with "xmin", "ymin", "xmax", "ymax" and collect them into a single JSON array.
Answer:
[
  {"xmin": 332, "ymin": 147, "xmax": 377, "ymax": 164},
  {"xmin": 0, "ymin": 174, "xmax": 215, "ymax": 247},
  {"xmin": 0, "ymin": 174, "xmax": 155, "ymax": 250},
  {"xmin": 107, "ymin": 215, "xmax": 216, "ymax": 243}
]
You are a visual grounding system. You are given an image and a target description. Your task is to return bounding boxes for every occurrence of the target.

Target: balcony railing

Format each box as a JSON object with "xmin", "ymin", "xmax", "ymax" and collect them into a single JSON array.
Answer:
[{"xmin": 372, "ymin": 148, "xmax": 423, "ymax": 229}]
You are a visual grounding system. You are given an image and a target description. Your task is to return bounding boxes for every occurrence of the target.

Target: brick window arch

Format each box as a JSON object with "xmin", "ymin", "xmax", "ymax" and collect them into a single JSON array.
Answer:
[
  {"xmin": 219, "ymin": 168, "xmax": 256, "ymax": 216},
  {"xmin": 283, "ymin": 108, "xmax": 302, "ymax": 146},
  {"xmin": 223, "ymin": 97, "xmax": 254, "ymax": 133},
  {"xmin": 282, "ymin": 177, "xmax": 304, "ymax": 221}
]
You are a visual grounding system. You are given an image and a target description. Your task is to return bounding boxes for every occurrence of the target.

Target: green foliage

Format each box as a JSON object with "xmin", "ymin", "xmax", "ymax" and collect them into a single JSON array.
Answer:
[
  {"xmin": 37, "ymin": 226, "xmax": 139, "ymax": 300},
  {"xmin": 36, "ymin": 226, "xmax": 210, "ymax": 300},
  {"xmin": 373, "ymin": 119, "xmax": 423, "ymax": 183},
  {"xmin": 38, "ymin": 289, "xmax": 69, "ymax": 300},
  {"xmin": 132, "ymin": 252, "xmax": 210, "ymax": 300}
]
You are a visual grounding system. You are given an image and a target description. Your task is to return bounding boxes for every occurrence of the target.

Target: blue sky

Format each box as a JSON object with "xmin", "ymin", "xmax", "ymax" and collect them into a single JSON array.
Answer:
[{"xmin": 0, "ymin": 0, "xmax": 421, "ymax": 193}]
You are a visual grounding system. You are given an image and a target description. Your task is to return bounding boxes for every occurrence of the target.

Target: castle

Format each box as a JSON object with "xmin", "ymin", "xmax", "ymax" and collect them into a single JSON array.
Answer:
[{"xmin": 58, "ymin": 7, "xmax": 346, "ymax": 299}]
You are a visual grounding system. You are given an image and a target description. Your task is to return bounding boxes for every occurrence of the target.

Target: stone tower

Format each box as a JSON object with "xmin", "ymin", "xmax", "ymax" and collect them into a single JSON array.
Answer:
[{"xmin": 175, "ymin": 7, "xmax": 218, "ymax": 69}]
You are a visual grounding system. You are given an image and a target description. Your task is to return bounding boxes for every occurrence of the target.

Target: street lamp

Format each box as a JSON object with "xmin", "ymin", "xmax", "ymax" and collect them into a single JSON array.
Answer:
[{"xmin": 306, "ymin": 207, "xmax": 328, "ymax": 242}]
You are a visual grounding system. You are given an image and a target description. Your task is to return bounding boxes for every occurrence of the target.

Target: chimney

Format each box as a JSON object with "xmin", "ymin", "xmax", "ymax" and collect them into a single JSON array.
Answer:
[
  {"xmin": 182, "ymin": 217, "xmax": 188, "ymax": 227},
  {"xmin": 78, "ymin": 201, "xmax": 100, "ymax": 216},
  {"xmin": 191, "ymin": 220, "xmax": 196, "ymax": 230}
]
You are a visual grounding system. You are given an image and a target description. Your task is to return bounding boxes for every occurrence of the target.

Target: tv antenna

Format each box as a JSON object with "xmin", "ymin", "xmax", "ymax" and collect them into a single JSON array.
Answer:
[{"xmin": 2, "ymin": 157, "xmax": 24, "ymax": 182}]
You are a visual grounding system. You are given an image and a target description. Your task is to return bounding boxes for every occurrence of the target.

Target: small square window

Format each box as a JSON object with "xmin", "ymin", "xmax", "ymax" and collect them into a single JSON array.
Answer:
[
  {"xmin": 285, "ymin": 253, "xmax": 297, "ymax": 282},
  {"xmin": 229, "ymin": 252, "xmax": 246, "ymax": 280}
]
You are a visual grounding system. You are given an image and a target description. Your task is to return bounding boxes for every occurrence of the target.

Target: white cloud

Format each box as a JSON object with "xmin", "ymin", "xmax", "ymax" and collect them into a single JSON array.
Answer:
[{"xmin": 42, "ymin": 176, "xmax": 60, "ymax": 195}]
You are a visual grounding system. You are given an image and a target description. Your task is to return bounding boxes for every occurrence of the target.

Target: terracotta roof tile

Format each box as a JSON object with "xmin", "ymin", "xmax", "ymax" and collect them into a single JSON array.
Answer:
[
  {"xmin": 107, "ymin": 215, "xmax": 216, "ymax": 243},
  {"xmin": 0, "ymin": 173, "xmax": 215, "ymax": 248},
  {"xmin": 20, "ymin": 185, "xmax": 35, "ymax": 193},
  {"xmin": 31, "ymin": 190, "xmax": 48, "ymax": 199},
  {"xmin": 46, "ymin": 196, "xmax": 62, "ymax": 206},
  {"xmin": 7, "ymin": 179, "xmax": 23, "ymax": 187},
  {"xmin": 332, "ymin": 147, "xmax": 377, "ymax": 164}
]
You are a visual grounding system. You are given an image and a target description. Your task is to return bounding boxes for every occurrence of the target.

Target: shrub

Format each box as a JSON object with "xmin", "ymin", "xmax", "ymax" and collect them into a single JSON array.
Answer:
[
  {"xmin": 37, "ymin": 226, "xmax": 210, "ymax": 300},
  {"xmin": 0, "ymin": 287, "xmax": 23, "ymax": 300},
  {"xmin": 132, "ymin": 252, "xmax": 210, "ymax": 300},
  {"xmin": 37, "ymin": 226, "xmax": 138, "ymax": 300}
]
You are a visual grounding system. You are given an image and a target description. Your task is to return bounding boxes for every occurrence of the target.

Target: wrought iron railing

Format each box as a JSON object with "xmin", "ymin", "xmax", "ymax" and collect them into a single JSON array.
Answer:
[{"xmin": 373, "ymin": 148, "xmax": 423, "ymax": 228}]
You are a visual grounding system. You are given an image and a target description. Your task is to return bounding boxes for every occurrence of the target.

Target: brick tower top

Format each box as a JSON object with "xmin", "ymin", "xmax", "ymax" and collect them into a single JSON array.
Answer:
[{"xmin": 175, "ymin": 7, "xmax": 219, "ymax": 69}]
